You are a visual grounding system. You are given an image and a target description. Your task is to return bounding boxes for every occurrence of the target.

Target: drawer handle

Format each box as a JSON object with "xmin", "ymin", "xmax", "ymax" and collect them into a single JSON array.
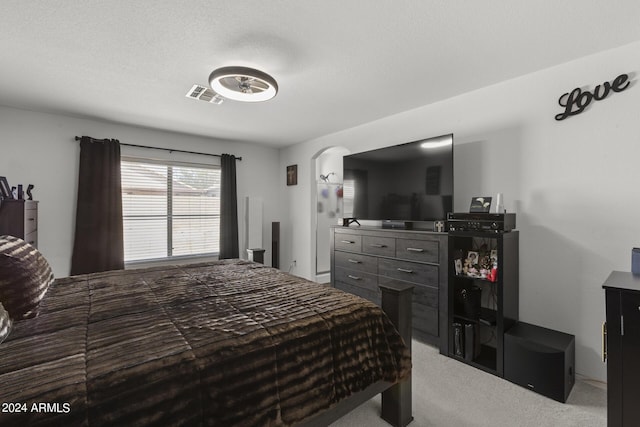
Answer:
[
  {"xmin": 407, "ymin": 247, "xmax": 424, "ymax": 252},
  {"xmin": 397, "ymin": 268, "xmax": 414, "ymax": 274},
  {"xmin": 28, "ymin": 241, "xmax": 35, "ymax": 245},
  {"xmin": 347, "ymin": 274, "xmax": 361, "ymax": 280},
  {"xmin": 28, "ymin": 218, "xmax": 35, "ymax": 221},
  {"xmin": 341, "ymin": 240, "xmax": 355, "ymax": 244},
  {"xmin": 370, "ymin": 243, "xmax": 387, "ymax": 248},
  {"xmin": 348, "ymin": 259, "xmax": 361, "ymax": 264}
]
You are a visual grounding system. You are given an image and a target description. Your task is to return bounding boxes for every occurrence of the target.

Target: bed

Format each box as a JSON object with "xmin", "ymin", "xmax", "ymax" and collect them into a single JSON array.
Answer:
[{"xmin": 0, "ymin": 239, "xmax": 412, "ymax": 427}]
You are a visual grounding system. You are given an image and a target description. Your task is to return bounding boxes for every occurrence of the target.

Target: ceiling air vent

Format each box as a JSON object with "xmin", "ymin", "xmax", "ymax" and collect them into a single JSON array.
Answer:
[{"xmin": 185, "ymin": 84, "xmax": 224, "ymax": 105}]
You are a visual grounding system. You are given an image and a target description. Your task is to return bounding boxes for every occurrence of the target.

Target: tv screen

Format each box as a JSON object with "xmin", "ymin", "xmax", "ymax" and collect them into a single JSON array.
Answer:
[{"xmin": 343, "ymin": 133, "xmax": 453, "ymax": 222}]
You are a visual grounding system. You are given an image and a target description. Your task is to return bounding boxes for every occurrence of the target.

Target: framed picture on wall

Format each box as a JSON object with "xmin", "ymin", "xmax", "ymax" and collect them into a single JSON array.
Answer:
[
  {"xmin": 0, "ymin": 176, "xmax": 12, "ymax": 199},
  {"xmin": 287, "ymin": 165, "xmax": 298, "ymax": 186}
]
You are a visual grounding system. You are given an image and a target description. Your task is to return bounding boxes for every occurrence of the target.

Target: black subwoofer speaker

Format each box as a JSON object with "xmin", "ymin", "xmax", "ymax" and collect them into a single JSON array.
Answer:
[
  {"xmin": 271, "ymin": 222, "xmax": 280, "ymax": 269},
  {"xmin": 504, "ymin": 322, "xmax": 575, "ymax": 403}
]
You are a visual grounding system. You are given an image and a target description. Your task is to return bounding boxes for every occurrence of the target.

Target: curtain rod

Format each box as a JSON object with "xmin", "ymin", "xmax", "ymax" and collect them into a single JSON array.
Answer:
[{"xmin": 74, "ymin": 136, "xmax": 242, "ymax": 161}]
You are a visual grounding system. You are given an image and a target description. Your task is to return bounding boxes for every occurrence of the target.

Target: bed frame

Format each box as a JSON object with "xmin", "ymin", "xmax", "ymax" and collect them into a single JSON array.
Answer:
[{"xmin": 299, "ymin": 281, "xmax": 414, "ymax": 427}]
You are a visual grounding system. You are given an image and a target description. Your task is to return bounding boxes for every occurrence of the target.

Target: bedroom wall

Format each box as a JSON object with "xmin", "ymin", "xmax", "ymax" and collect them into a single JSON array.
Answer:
[
  {"xmin": 279, "ymin": 39, "xmax": 640, "ymax": 382},
  {"xmin": 0, "ymin": 106, "xmax": 282, "ymax": 276}
]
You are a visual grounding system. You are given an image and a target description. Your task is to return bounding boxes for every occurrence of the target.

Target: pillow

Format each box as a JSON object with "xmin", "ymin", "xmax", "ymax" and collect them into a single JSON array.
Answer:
[
  {"xmin": 0, "ymin": 303, "xmax": 13, "ymax": 344},
  {"xmin": 0, "ymin": 301, "xmax": 11, "ymax": 344},
  {"xmin": 0, "ymin": 235, "xmax": 54, "ymax": 320}
]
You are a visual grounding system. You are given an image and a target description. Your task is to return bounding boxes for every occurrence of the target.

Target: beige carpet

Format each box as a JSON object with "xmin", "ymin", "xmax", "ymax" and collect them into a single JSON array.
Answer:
[{"xmin": 331, "ymin": 340, "xmax": 606, "ymax": 427}]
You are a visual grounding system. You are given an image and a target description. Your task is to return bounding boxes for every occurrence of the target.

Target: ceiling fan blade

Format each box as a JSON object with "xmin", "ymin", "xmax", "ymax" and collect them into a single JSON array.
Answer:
[{"xmin": 249, "ymin": 81, "xmax": 268, "ymax": 91}]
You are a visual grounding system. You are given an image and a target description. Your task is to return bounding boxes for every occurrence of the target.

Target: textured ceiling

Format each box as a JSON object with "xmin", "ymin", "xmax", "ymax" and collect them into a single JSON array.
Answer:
[{"xmin": 1, "ymin": 1, "xmax": 639, "ymax": 147}]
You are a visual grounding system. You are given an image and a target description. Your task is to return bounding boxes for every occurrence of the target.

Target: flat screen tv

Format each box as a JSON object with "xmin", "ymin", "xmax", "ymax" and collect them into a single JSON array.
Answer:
[{"xmin": 343, "ymin": 133, "xmax": 453, "ymax": 223}]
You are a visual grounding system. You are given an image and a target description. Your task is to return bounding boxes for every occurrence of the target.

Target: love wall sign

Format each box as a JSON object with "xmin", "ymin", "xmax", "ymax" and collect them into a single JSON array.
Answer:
[{"xmin": 555, "ymin": 73, "xmax": 631, "ymax": 121}]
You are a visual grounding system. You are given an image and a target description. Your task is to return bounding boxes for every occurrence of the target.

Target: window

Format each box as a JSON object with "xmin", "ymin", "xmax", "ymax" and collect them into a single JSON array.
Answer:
[{"xmin": 121, "ymin": 158, "xmax": 220, "ymax": 262}]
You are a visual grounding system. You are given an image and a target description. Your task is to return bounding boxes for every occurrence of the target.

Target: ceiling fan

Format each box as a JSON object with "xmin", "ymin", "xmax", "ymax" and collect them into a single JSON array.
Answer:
[{"xmin": 209, "ymin": 66, "xmax": 278, "ymax": 102}]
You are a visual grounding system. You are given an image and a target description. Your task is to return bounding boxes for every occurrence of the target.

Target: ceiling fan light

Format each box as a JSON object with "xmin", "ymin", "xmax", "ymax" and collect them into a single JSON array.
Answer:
[{"xmin": 209, "ymin": 66, "xmax": 278, "ymax": 102}]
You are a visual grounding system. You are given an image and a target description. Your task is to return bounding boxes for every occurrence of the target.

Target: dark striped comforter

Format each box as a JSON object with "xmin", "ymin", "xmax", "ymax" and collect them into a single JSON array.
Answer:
[{"xmin": 0, "ymin": 259, "xmax": 411, "ymax": 426}]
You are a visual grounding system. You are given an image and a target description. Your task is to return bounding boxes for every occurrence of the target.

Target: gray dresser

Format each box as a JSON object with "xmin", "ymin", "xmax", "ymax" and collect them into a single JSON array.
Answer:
[{"xmin": 331, "ymin": 225, "xmax": 448, "ymax": 350}]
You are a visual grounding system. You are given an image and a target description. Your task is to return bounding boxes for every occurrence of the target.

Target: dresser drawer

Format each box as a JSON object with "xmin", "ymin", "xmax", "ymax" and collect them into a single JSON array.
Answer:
[
  {"xmin": 378, "ymin": 258, "xmax": 438, "ymax": 286},
  {"xmin": 334, "ymin": 267, "xmax": 377, "ymax": 292},
  {"xmin": 24, "ymin": 231, "xmax": 37, "ymax": 248},
  {"xmin": 335, "ymin": 281, "xmax": 381, "ymax": 306},
  {"xmin": 414, "ymin": 304, "xmax": 438, "ymax": 336},
  {"xmin": 396, "ymin": 238, "xmax": 439, "ymax": 263},
  {"xmin": 362, "ymin": 235, "xmax": 395, "ymax": 257},
  {"xmin": 378, "ymin": 276, "xmax": 437, "ymax": 310},
  {"xmin": 414, "ymin": 282, "xmax": 438, "ymax": 309},
  {"xmin": 379, "ymin": 276, "xmax": 439, "ymax": 336},
  {"xmin": 334, "ymin": 233, "xmax": 362, "ymax": 252},
  {"xmin": 335, "ymin": 251, "xmax": 377, "ymax": 274},
  {"xmin": 24, "ymin": 207, "xmax": 38, "ymax": 235}
]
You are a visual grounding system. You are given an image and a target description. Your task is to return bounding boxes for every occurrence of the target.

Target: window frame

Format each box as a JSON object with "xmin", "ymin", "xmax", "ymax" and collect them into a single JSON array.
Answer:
[{"xmin": 121, "ymin": 156, "xmax": 221, "ymax": 266}]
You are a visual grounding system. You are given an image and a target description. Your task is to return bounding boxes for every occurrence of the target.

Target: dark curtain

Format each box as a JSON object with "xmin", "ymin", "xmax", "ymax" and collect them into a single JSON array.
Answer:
[
  {"xmin": 219, "ymin": 154, "xmax": 239, "ymax": 259},
  {"xmin": 70, "ymin": 137, "xmax": 124, "ymax": 275}
]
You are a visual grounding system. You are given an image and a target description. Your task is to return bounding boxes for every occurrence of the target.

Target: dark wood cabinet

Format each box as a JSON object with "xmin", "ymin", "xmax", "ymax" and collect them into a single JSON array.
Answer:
[
  {"xmin": 331, "ymin": 225, "xmax": 448, "ymax": 350},
  {"xmin": 0, "ymin": 199, "xmax": 38, "ymax": 248},
  {"xmin": 447, "ymin": 230, "xmax": 519, "ymax": 376},
  {"xmin": 603, "ymin": 271, "xmax": 640, "ymax": 427}
]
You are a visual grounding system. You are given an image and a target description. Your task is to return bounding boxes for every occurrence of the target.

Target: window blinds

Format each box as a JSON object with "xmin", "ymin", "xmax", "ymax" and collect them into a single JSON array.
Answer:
[{"xmin": 121, "ymin": 159, "xmax": 220, "ymax": 262}]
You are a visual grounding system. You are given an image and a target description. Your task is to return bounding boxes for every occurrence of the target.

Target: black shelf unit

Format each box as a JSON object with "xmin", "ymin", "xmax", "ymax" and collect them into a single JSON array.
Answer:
[{"xmin": 447, "ymin": 230, "xmax": 519, "ymax": 377}]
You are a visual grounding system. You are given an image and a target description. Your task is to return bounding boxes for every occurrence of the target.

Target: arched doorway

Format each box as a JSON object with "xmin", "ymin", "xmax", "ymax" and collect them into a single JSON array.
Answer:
[{"xmin": 312, "ymin": 146, "xmax": 349, "ymax": 282}]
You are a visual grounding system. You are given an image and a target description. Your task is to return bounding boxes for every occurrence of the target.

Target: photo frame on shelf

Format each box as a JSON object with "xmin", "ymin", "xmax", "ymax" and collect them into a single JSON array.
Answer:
[
  {"xmin": 0, "ymin": 176, "xmax": 12, "ymax": 199},
  {"xmin": 467, "ymin": 251, "xmax": 479, "ymax": 266},
  {"xmin": 454, "ymin": 259, "xmax": 463, "ymax": 275},
  {"xmin": 286, "ymin": 165, "xmax": 298, "ymax": 186},
  {"xmin": 469, "ymin": 196, "xmax": 492, "ymax": 213}
]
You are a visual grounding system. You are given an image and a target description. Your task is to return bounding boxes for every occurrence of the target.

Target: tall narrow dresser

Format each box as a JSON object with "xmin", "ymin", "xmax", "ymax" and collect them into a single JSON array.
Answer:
[{"xmin": 0, "ymin": 199, "xmax": 38, "ymax": 248}]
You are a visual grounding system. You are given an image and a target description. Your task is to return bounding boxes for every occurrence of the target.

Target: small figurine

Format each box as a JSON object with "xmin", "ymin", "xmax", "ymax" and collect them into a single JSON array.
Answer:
[
  {"xmin": 479, "ymin": 255, "xmax": 492, "ymax": 270},
  {"xmin": 26, "ymin": 184, "xmax": 34, "ymax": 200},
  {"xmin": 488, "ymin": 262, "xmax": 498, "ymax": 282}
]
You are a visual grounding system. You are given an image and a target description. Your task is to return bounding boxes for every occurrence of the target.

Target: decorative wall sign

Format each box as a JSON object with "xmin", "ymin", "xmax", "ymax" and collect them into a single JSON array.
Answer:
[{"xmin": 555, "ymin": 73, "xmax": 631, "ymax": 121}]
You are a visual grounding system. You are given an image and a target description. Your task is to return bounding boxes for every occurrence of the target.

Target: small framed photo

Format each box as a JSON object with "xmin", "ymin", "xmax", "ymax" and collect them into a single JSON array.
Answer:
[
  {"xmin": 467, "ymin": 251, "xmax": 479, "ymax": 266},
  {"xmin": 469, "ymin": 196, "xmax": 492, "ymax": 213},
  {"xmin": 286, "ymin": 165, "xmax": 298, "ymax": 186},
  {"xmin": 0, "ymin": 176, "xmax": 12, "ymax": 199},
  {"xmin": 454, "ymin": 259, "xmax": 463, "ymax": 275}
]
